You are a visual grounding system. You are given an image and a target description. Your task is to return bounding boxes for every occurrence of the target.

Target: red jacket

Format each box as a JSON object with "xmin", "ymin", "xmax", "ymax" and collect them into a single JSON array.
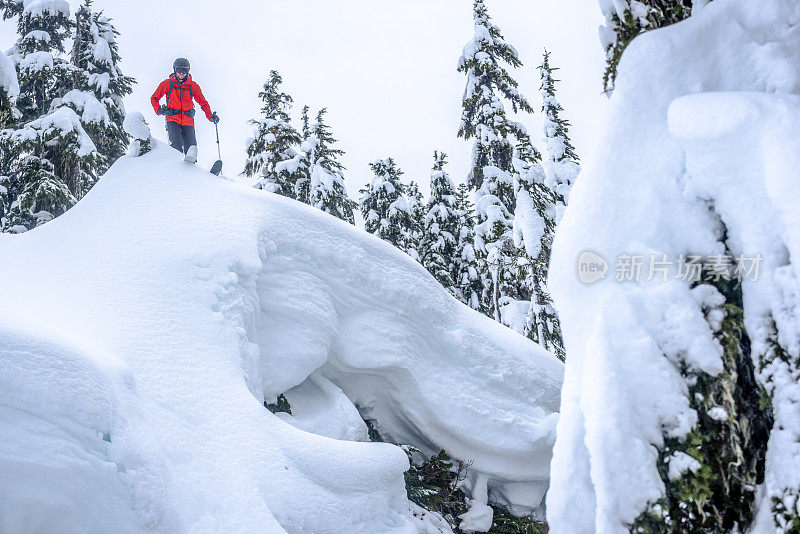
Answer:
[{"xmin": 150, "ymin": 74, "xmax": 212, "ymax": 127}]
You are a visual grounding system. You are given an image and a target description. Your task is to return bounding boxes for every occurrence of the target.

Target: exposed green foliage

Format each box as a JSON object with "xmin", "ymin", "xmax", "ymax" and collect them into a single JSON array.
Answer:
[
  {"xmin": 363, "ymin": 426, "xmax": 548, "ymax": 534},
  {"xmin": 632, "ymin": 275, "xmax": 772, "ymax": 532},
  {"xmin": 363, "ymin": 418, "xmax": 383, "ymax": 443},
  {"xmin": 403, "ymin": 447, "xmax": 548, "ymax": 533},
  {"xmin": 264, "ymin": 394, "xmax": 291, "ymax": 415},
  {"xmin": 772, "ymin": 497, "xmax": 800, "ymax": 533},
  {"xmin": 403, "ymin": 446, "xmax": 469, "ymax": 524},
  {"xmin": 1, "ymin": 155, "xmax": 74, "ymax": 231},
  {"xmin": 602, "ymin": 1, "xmax": 696, "ymax": 92},
  {"xmin": 490, "ymin": 508, "xmax": 548, "ymax": 534}
]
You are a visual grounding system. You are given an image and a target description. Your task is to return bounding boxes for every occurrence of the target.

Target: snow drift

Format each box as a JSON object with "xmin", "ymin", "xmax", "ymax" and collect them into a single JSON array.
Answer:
[
  {"xmin": 0, "ymin": 141, "xmax": 563, "ymax": 532},
  {"xmin": 546, "ymin": 0, "xmax": 800, "ymax": 532}
]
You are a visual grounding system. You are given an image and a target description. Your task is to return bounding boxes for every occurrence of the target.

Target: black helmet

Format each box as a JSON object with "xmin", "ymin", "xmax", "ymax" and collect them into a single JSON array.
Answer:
[{"xmin": 173, "ymin": 57, "xmax": 190, "ymax": 73}]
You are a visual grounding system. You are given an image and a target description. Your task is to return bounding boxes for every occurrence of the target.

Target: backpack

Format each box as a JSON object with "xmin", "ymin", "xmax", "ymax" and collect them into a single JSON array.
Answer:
[{"xmin": 165, "ymin": 79, "xmax": 196, "ymax": 118}]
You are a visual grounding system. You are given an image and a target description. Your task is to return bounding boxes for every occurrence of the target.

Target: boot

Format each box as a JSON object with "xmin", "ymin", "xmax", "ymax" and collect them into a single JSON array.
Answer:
[{"xmin": 184, "ymin": 145, "xmax": 198, "ymax": 164}]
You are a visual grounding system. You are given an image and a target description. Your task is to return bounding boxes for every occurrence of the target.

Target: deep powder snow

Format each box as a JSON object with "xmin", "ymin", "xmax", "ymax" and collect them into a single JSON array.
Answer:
[{"xmin": 0, "ymin": 141, "xmax": 563, "ymax": 533}]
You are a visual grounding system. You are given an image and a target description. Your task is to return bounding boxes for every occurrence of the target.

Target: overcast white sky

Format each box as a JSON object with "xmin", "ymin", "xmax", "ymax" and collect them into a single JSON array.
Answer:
[{"xmin": 2, "ymin": 0, "xmax": 606, "ymax": 197}]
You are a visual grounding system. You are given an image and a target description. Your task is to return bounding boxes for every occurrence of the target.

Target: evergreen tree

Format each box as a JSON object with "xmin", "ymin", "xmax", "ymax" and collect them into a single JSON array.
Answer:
[
  {"xmin": 0, "ymin": 51, "xmax": 18, "ymax": 228},
  {"xmin": 600, "ymin": 0, "xmax": 698, "ymax": 92},
  {"xmin": 453, "ymin": 184, "xmax": 483, "ymax": 311},
  {"xmin": 0, "ymin": 49, "xmax": 18, "ymax": 128},
  {"xmin": 1, "ymin": 0, "xmax": 97, "ymax": 233},
  {"xmin": 359, "ymin": 158, "xmax": 413, "ymax": 250},
  {"xmin": 68, "ymin": 0, "xmax": 135, "ymax": 193},
  {"xmin": 305, "ymin": 108, "xmax": 355, "ymax": 224},
  {"xmin": 419, "ymin": 152, "xmax": 459, "ymax": 290},
  {"xmin": 1, "ymin": 155, "xmax": 74, "ymax": 232},
  {"xmin": 300, "ymin": 104, "xmax": 310, "ymax": 138},
  {"xmin": 539, "ymin": 50, "xmax": 580, "ymax": 211},
  {"xmin": 512, "ymin": 156, "xmax": 565, "ymax": 360},
  {"xmin": 405, "ymin": 179, "xmax": 425, "ymax": 261},
  {"xmin": 1, "ymin": 0, "xmax": 72, "ymax": 123},
  {"xmin": 291, "ymin": 105, "xmax": 313, "ymax": 202},
  {"xmin": 244, "ymin": 70, "xmax": 302, "ymax": 197},
  {"xmin": 457, "ymin": 0, "xmax": 534, "ymax": 320}
]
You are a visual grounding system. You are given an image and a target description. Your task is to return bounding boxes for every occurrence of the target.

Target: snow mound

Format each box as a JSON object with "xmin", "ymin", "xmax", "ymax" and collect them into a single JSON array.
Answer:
[
  {"xmin": 546, "ymin": 1, "xmax": 800, "ymax": 532},
  {"xmin": 123, "ymin": 111, "xmax": 152, "ymax": 158},
  {"xmin": 0, "ymin": 141, "xmax": 563, "ymax": 532}
]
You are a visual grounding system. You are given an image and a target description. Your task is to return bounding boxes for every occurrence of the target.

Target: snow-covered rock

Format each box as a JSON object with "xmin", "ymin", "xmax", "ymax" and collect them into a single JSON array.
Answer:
[
  {"xmin": 0, "ymin": 141, "xmax": 563, "ymax": 532},
  {"xmin": 547, "ymin": 1, "xmax": 800, "ymax": 532}
]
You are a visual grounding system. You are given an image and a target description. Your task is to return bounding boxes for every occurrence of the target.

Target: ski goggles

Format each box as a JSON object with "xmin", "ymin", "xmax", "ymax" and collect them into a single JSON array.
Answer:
[{"xmin": 174, "ymin": 67, "xmax": 189, "ymax": 74}]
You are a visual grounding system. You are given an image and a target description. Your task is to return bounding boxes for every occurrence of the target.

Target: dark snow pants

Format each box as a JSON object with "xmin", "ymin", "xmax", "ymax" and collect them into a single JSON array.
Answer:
[{"xmin": 166, "ymin": 122, "xmax": 197, "ymax": 155}]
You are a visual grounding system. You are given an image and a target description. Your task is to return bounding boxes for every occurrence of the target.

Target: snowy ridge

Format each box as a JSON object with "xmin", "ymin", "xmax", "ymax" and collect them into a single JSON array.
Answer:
[
  {"xmin": 0, "ymin": 141, "xmax": 563, "ymax": 532},
  {"xmin": 546, "ymin": 1, "xmax": 800, "ymax": 532}
]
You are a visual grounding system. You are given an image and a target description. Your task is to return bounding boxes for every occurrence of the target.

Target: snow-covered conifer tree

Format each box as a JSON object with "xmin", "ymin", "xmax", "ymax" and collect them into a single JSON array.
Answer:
[
  {"xmin": 300, "ymin": 104, "xmax": 310, "ymax": 138},
  {"xmin": 405, "ymin": 180, "xmax": 425, "ymax": 261},
  {"xmin": 457, "ymin": 0, "xmax": 534, "ymax": 320},
  {"xmin": 512, "ymin": 154, "xmax": 564, "ymax": 360},
  {"xmin": 0, "ymin": 50, "xmax": 19, "ymax": 227},
  {"xmin": 0, "ymin": 0, "xmax": 96, "ymax": 232},
  {"xmin": 289, "ymin": 105, "xmax": 312, "ymax": 202},
  {"xmin": 244, "ymin": 70, "xmax": 302, "ymax": 198},
  {"xmin": 67, "ymin": 0, "xmax": 134, "ymax": 192},
  {"xmin": 1, "ymin": 155, "xmax": 74, "ymax": 231},
  {"xmin": 1, "ymin": 0, "xmax": 72, "ymax": 122},
  {"xmin": 419, "ymin": 152, "xmax": 458, "ymax": 290},
  {"xmin": 539, "ymin": 50, "xmax": 580, "ymax": 211},
  {"xmin": 359, "ymin": 158, "xmax": 412, "ymax": 250},
  {"xmin": 305, "ymin": 108, "xmax": 355, "ymax": 224},
  {"xmin": 453, "ymin": 183, "xmax": 483, "ymax": 311},
  {"xmin": 0, "ymin": 49, "xmax": 18, "ymax": 128}
]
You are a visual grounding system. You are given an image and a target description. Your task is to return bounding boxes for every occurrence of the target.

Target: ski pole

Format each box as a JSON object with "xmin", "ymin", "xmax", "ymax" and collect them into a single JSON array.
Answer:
[{"xmin": 214, "ymin": 120, "xmax": 221, "ymax": 160}]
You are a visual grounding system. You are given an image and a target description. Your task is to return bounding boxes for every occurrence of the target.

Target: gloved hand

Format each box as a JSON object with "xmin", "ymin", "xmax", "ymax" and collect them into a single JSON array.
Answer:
[
  {"xmin": 211, "ymin": 112, "xmax": 219, "ymax": 124},
  {"xmin": 157, "ymin": 105, "xmax": 167, "ymax": 116}
]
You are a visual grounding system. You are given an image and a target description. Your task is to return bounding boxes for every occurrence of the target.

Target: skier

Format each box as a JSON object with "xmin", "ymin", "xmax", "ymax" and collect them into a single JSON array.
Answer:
[{"xmin": 150, "ymin": 57, "xmax": 219, "ymax": 163}]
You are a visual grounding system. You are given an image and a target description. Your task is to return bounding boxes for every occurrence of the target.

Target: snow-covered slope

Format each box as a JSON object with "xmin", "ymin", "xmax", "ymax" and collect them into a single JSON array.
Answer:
[
  {"xmin": 0, "ymin": 141, "xmax": 563, "ymax": 532},
  {"xmin": 546, "ymin": 1, "xmax": 800, "ymax": 532}
]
